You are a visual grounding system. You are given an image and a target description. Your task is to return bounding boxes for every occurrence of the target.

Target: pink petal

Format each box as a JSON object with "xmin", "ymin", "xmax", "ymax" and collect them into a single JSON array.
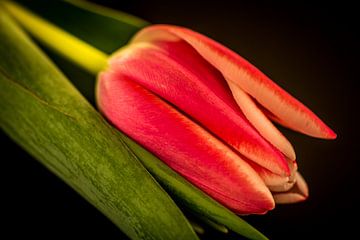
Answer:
[
  {"xmin": 273, "ymin": 172, "xmax": 309, "ymax": 204},
  {"xmin": 110, "ymin": 40, "xmax": 289, "ymax": 176},
  {"xmin": 269, "ymin": 181, "xmax": 296, "ymax": 193},
  {"xmin": 132, "ymin": 25, "xmax": 336, "ymax": 139},
  {"xmin": 247, "ymin": 158, "xmax": 297, "ymax": 192},
  {"xmin": 247, "ymin": 161, "xmax": 289, "ymax": 187},
  {"xmin": 227, "ymin": 81, "xmax": 296, "ymax": 160},
  {"xmin": 97, "ymin": 70, "xmax": 275, "ymax": 214},
  {"xmin": 288, "ymin": 160, "xmax": 298, "ymax": 183}
]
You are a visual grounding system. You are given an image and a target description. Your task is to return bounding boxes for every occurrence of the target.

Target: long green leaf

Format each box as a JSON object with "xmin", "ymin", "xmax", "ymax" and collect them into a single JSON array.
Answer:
[
  {"xmin": 4, "ymin": 1, "xmax": 269, "ymax": 239},
  {"xmin": 15, "ymin": 0, "xmax": 148, "ymax": 54},
  {"xmin": 16, "ymin": 0, "xmax": 149, "ymax": 54},
  {"xmin": 0, "ymin": 9, "xmax": 198, "ymax": 240},
  {"xmin": 124, "ymin": 137, "xmax": 268, "ymax": 240}
]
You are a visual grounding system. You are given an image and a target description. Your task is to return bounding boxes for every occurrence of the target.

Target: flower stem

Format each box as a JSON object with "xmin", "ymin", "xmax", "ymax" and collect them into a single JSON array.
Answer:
[{"xmin": 2, "ymin": 1, "xmax": 109, "ymax": 75}]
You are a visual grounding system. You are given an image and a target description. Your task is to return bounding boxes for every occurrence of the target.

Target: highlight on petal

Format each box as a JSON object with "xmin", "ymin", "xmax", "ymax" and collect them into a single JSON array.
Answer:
[
  {"xmin": 247, "ymin": 161, "xmax": 289, "ymax": 187},
  {"xmin": 273, "ymin": 172, "xmax": 309, "ymax": 204},
  {"xmin": 248, "ymin": 158, "xmax": 297, "ymax": 192},
  {"xmin": 268, "ymin": 159, "xmax": 298, "ymax": 192},
  {"xmin": 270, "ymin": 181, "xmax": 296, "ymax": 193},
  {"xmin": 287, "ymin": 159, "xmax": 298, "ymax": 182},
  {"xmin": 97, "ymin": 70, "xmax": 275, "ymax": 214},
  {"xmin": 132, "ymin": 24, "xmax": 336, "ymax": 139},
  {"xmin": 110, "ymin": 37, "xmax": 290, "ymax": 177}
]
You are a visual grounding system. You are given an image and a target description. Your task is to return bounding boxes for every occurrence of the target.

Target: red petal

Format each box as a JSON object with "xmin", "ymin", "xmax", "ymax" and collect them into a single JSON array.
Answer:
[
  {"xmin": 110, "ymin": 40, "xmax": 289, "ymax": 176},
  {"xmin": 132, "ymin": 25, "xmax": 336, "ymax": 139},
  {"xmin": 97, "ymin": 70, "xmax": 274, "ymax": 214}
]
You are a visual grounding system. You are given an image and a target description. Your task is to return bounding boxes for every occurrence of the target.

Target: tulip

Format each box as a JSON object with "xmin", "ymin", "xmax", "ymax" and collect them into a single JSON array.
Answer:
[{"xmin": 97, "ymin": 24, "xmax": 336, "ymax": 214}]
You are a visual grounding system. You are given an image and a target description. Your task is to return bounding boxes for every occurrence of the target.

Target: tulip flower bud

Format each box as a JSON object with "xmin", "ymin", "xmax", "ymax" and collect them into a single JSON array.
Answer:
[{"xmin": 97, "ymin": 25, "xmax": 335, "ymax": 214}]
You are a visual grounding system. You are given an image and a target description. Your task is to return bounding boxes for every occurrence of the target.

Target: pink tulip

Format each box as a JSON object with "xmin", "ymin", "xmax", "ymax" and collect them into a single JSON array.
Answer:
[{"xmin": 97, "ymin": 25, "xmax": 335, "ymax": 214}]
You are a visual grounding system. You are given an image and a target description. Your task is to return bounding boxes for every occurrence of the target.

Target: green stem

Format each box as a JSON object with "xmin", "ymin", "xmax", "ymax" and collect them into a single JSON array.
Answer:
[{"xmin": 2, "ymin": 1, "xmax": 108, "ymax": 75}]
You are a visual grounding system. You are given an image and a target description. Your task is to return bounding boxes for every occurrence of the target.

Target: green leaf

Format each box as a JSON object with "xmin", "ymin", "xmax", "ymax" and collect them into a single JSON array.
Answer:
[
  {"xmin": 15, "ymin": 0, "xmax": 148, "ymax": 54},
  {"xmin": 196, "ymin": 215, "xmax": 229, "ymax": 234},
  {"xmin": 5, "ymin": 0, "xmax": 147, "ymax": 103},
  {"xmin": 0, "ymin": 9, "xmax": 198, "ymax": 240},
  {"xmin": 125, "ymin": 137, "xmax": 268, "ymax": 240},
  {"xmin": 4, "ymin": 2, "xmax": 269, "ymax": 239}
]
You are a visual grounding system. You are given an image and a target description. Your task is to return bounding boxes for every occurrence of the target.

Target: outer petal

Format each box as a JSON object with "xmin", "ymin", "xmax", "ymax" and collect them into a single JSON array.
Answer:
[
  {"xmin": 132, "ymin": 25, "xmax": 336, "ymax": 139},
  {"xmin": 110, "ymin": 40, "xmax": 289, "ymax": 176},
  {"xmin": 97, "ymin": 70, "xmax": 275, "ymax": 214}
]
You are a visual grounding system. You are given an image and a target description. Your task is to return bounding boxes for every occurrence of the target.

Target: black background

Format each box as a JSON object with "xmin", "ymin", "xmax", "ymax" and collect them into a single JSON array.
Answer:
[{"xmin": 1, "ymin": 0, "xmax": 359, "ymax": 239}]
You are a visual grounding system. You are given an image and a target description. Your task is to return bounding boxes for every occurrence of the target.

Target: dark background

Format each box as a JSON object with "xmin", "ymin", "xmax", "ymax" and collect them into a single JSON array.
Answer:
[{"xmin": 1, "ymin": 0, "xmax": 359, "ymax": 239}]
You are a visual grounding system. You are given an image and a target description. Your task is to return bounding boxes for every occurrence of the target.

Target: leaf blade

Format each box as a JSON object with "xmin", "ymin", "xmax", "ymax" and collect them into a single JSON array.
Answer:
[
  {"xmin": 124, "ymin": 137, "xmax": 269, "ymax": 240},
  {"xmin": 0, "ymin": 9, "xmax": 198, "ymax": 240}
]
